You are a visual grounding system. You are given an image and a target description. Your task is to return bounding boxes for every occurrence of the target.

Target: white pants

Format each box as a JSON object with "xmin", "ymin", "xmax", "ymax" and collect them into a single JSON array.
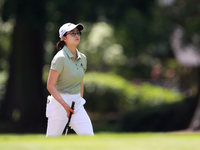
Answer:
[{"xmin": 46, "ymin": 93, "xmax": 94, "ymax": 137}]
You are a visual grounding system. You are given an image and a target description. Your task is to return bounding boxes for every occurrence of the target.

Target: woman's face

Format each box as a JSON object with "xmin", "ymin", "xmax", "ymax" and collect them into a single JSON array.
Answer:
[{"xmin": 63, "ymin": 28, "xmax": 81, "ymax": 46}]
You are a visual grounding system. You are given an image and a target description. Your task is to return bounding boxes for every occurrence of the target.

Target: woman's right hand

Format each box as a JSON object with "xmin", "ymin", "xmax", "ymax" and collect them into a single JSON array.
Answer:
[
  {"xmin": 63, "ymin": 102, "xmax": 74, "ymax": 118},
  {"xmin": 47, "ymin": 69, "xmax": 75, "ymax": 118}
]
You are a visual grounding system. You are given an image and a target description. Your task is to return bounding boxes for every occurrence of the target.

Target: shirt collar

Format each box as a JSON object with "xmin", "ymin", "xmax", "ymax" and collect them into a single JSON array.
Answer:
[
  {"xmin": 63, "ymin": 46, "xmax": 81, "ymax": 60},
  {"xmin": 76, "ymin": 50, "xmax": 81, "ymax": 60}
]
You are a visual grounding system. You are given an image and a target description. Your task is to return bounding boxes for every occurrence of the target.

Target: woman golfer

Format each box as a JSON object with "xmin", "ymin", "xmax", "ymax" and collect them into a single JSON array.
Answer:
[{"xmin": 46, "ymin": 23, "xmax": 94, "ymax": 137}]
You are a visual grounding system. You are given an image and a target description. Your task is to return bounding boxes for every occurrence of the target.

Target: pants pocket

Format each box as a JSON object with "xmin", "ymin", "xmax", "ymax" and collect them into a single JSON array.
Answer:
[
  {"xmin": 46, "ymin": 95, "xmax": 67, "ymax": 120},
  {"xmin": 46, "ymin": 96, "xmax": 60, "ymax": 118},
  {"xmin": 46, "ymin": 96, "xmax": 52, "ymax": 117}
]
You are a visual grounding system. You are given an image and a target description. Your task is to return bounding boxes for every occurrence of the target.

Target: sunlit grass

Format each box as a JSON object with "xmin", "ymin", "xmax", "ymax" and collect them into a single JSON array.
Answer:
[{"xmin": 0, "ymin": 132, "xmax": 199, "ymax": 150}]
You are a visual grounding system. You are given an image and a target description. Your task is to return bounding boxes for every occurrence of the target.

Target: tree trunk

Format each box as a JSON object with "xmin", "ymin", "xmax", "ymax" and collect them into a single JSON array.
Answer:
[
  {"xmin": 0, "ymin": 0, "xmax": 47, "ymax": 133},
  {"xmin": 0, "ymin": 20, "xmax": 46, "ymax": 133},
  {"xmin": 188, "ymin": 68, "xmax": 200, "ymax": 131}
]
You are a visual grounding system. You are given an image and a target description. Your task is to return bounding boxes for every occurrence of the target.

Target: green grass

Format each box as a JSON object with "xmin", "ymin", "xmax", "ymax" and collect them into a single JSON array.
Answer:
[{"xmin": 0, "ymin": 132, "xmax": 199, "ymax": 150}]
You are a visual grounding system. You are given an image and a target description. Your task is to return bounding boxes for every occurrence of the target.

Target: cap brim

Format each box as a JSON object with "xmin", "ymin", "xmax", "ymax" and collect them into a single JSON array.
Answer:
[{"xmin": 76, "ymin": 24, "xmax": 84, "ymax": 31}]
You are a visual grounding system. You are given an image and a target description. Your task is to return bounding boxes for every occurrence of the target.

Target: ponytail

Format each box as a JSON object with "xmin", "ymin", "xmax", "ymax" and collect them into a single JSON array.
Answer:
[
  {"xmin": 56, "ymin": 41, "xmax": 65, "ymax": 51},
  {"xmin": 56, "ymin": 32, "xmax": 67, "ymax": 51}
]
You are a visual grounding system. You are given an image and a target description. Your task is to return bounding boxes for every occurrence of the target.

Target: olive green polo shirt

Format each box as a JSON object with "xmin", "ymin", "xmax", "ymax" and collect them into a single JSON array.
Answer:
[{"xmin": 50, "ymin": 46, "xmax": 87, "ymax": 94}]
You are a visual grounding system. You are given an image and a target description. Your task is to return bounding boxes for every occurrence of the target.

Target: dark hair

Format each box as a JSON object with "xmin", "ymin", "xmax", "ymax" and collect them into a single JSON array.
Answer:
[
  {"xmin": 56, "ymin": 41, "xmax": 65, "ymax": 51},
  {"xmin": 56, "ymin": 33, "xmax": 67, "ymax": 51}
]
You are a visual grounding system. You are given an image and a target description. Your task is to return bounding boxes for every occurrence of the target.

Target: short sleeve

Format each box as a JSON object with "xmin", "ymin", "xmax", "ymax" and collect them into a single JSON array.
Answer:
[
  {"xmin": 81, "ymin": 53, "xmax": 87, "ymax": 72},
  {"xmin": 84, "ymin": 55, "xmax": 87, "ymax": 72},
  {"xmin": 50, "ymin": 56, "xmax": 63, "ymax": 73}
]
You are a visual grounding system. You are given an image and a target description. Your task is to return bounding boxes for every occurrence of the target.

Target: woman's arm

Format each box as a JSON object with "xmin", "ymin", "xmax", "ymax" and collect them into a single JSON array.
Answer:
[
  {"xmin": 80, "ymin": 80, "xmax": 84, "ymax": 98},
  {"xmin": 47, "ymin": 69, "xmax": 74, "ymax": 117}
]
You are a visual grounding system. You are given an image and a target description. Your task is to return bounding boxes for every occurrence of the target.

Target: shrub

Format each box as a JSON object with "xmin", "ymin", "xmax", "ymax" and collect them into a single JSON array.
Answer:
[
  {"xmin": 84, "ymin": 72, "xmax": 183, "ymax": 113},
  {"xmin": 83, "ymin": 72, "xmax": 184, "ymax": 131},
  {"xmin": 84, "ymin": 72, "xmax": 138, "ymax": 113},
  {"xmin": 120, "ymin": 97, "xmax": 197, "ymax": 132},
  {"xmin": 138, "ymin": 82, "xmax": 183, "ymax": 106}
]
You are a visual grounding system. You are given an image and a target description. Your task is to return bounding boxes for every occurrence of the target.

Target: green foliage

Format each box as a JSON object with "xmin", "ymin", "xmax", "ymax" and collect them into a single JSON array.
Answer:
[
  {"xmin": 138, "ymin": 82, "xmax": 183, "ymax": 106},
  {"xmin": 84, "ymin": 72, "xmax": 184, "ymax": 114},
  {"xmin": 1, "ymin": 0, "xmax": 199, "ymax": 133},
  {"xmin": 120, "ymin": 97, "xmax": 197, "ymax": 132},
  {"xmin": 0, "ymin": 71, "xmax": 8, "ymax": 101},
  {"xmin": 0, "ymin": 18, "xmax": 14, "ymax": 71},
  {"xmin": 84, "ymin": 72, "xmax": 137, "ymax": 113},
  {"xmin": 79, "ymin": 22, "xmax": 127, "ymax": 71}
]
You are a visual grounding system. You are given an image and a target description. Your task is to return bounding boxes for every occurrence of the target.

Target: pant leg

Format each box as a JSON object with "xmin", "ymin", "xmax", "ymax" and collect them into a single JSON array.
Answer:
[
  {"xmin": 46, "ymin": 96, "xmax": 68, "ymax": 137},
  {"xmin": 46, "ymin": 119, "xmax": 67, "ymax": 137},
  {"xmin": 70, "ymin": 106, "xmax": 94, "ymax": 136}
]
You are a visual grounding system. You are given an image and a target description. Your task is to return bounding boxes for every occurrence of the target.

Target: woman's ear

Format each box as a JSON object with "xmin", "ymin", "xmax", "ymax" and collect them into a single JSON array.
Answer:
[{"xmin": 62, "ymin": 36, "xmax": 67, "ymax": 42}]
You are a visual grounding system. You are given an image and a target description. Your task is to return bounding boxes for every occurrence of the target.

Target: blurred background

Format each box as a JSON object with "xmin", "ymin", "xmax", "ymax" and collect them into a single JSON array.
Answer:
[{"xmin": 0, "ymin": 0, "xmax": 200, "ymax": 133}]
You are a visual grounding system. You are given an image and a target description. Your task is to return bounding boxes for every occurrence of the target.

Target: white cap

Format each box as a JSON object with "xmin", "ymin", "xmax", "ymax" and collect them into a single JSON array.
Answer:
[{"xmin": 59, "ymin": 23, "xmax": 84, "ymax": 39}]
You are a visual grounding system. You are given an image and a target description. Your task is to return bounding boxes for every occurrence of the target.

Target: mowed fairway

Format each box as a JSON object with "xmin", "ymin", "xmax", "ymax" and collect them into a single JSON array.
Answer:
[{"xmin": 0, "ymin": 132, "xmax": 199, "ymax": 150}]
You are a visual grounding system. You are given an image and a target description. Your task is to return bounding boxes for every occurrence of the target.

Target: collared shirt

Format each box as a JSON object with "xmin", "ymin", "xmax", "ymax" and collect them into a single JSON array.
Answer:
[{"xmin": 50, "ymin": 46, "xmax": 87, "ymax": 94}]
